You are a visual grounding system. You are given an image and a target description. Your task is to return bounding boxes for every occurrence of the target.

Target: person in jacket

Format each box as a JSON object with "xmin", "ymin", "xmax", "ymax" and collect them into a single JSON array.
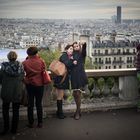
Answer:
[
  {"xmin": 71, "ymin": 42, "xmax": 88, "ymax": 120},
  {"xmin": 135, "ymin": 43, "xmax": 140, "ymax": 111},
  {"xmin": 22, "ymin": 46, "xmax": 46, "ymax": 128},
  {"xmin": 0, "ymin": 51, "xmax": 24, "ymax": 135},
  {"xmin": 53, "ymin": 44, "xmax": 77, "ymax": 119},
  {"xmin": 136, "ymin": 44, "xmax": 140, "ymax": 72}
]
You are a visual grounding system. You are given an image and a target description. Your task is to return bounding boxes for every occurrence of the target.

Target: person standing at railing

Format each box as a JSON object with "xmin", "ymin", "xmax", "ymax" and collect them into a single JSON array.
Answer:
[
  {"xmin": 135, "ymin": 43, "xmax": 140, "ymax": 112},
  {"xmin": 53, "ymin": 44, "xmax": 77, "ymax": 119},
  {"xmin": 0, "ymin": 51, "xmax": 24, "ymax": 135},
  {"xmin": 71, "ymin": 42, "xmax": 88, "ymax": 120},
  {"xmin": 22, "ymin": 46, "xmax": 46, "ymax": 128}
]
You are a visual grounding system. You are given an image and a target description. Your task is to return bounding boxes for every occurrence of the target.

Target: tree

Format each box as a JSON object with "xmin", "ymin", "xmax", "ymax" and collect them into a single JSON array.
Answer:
[
  {"xmin": 85, "ymin": 56, "xmax": 95, "ymax": 69},
  {"xmin": 39, "ymin": 49, "xmax": 61, "ymax": 68}
]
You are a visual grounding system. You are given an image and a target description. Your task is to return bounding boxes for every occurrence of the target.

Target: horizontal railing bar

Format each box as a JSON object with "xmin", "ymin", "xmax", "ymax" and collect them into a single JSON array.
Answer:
[{"xmin": 85, "ymin": 68, "xmax": 137, "ymax": 77}]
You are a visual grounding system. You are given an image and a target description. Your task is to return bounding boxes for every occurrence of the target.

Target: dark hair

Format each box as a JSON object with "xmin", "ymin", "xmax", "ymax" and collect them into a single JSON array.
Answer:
[
  {"xmin": 27, "ymin": 46, "xmax": 38, "ymax": 56},
  {"xmin": 64, "ymin": 44, "xmax": 73, "ymax": 50},
  {"xmin": 7, "ymin": 51, "xmax": 17, "ymax": 61},
  {"xmin": 72, "ymin": 42, "xmax": 78, "ymax": 46}
]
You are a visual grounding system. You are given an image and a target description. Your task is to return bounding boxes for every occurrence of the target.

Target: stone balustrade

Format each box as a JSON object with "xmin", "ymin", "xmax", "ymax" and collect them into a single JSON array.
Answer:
[{"xmin": 0, "ymin": 68, "xmax": 139, "ymax": 117}]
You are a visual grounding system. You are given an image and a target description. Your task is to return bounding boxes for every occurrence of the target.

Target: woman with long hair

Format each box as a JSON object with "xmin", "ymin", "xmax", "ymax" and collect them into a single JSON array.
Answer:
[
  {"xmin": 71, "ymin": 42, "xmax": 88, "ymax": 120},
  {"xmin": 53, "ymin": 44, "xmax": 76, "ymax": 119}
]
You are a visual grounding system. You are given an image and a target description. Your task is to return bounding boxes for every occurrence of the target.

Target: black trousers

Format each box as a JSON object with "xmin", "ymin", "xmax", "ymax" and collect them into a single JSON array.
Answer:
[
  {"xmin": 26, "ymin": 84, "xmax": 44, "ymax": 125},
  {"xmin": 2, "ymin": 102, "xmax": 20, "ymax": 132}
]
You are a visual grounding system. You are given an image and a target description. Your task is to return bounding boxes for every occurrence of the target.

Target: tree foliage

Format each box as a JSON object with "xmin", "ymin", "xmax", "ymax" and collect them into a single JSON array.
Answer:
[
  {"xmin": 85, "ymin": 56, "xmax": 94, "ymax": 69},
  {"xmin": 39, "ymin": 49, "xmax": 61, "ymax": 68}
]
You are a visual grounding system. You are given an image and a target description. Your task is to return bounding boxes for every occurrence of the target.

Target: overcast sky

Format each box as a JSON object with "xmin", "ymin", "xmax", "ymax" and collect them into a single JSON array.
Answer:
[{"xmin": 0, "ymin": 0, "xmax": 140, "ymax": 19}]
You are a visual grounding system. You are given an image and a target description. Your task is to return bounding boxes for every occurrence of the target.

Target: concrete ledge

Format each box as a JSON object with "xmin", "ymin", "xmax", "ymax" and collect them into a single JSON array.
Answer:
[
  {"xmin": 0, "ymin": 99, "xmax": 136, "ymax": 120},
  {"xmin": 45, "ymin": 100, "xmax": 137, "ymax": 114},
  {"xmin": 0, "ymin": 100, "xmax": 137, "ymax": 120}
]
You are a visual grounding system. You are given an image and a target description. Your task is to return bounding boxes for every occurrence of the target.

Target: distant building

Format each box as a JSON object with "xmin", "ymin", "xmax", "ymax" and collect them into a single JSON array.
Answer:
[
  {"xmin": 90, "ymin": 33, "xmax": 139, "ymax": 69},
  {"xmin": 91, "ymin": 45, "xmax": 137, "ymax": 69},
  {"xmin": 111, "ymin": 15, "xmax": 117, "ymax": 24},
  {"xmin": 117, "ymin": 6, "xmax": 121, "ymax": 24},
  {"xmin": 73, "ymin": 33, "xmax": 79, "ymax": 42},
  {"xmin": 19, "ymin": 35, "xmax": 43, "ymax": 48},
  {"xmin": 73, "ymin": 31, "xmax": 140, "ymax": 69}
]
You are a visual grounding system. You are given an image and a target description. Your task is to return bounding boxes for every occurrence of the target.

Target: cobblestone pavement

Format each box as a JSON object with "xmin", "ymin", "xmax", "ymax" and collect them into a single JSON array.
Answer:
[{"xmin": 0, "ymin": 108, "xmax": 140, "ymax": 140}]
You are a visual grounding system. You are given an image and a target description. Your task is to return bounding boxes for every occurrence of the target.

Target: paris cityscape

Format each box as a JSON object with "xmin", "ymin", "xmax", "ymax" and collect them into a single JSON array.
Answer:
[
  {"xmin": 0, "ymin": 2, "xmax": 140, "ymax": 69},
  {"xmin": 0, "ymin": 1, "xmax": 140, "ymax": 139}
]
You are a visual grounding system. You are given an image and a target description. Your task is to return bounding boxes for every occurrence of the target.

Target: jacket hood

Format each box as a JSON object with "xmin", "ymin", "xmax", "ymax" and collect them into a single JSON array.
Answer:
[{"xmin": 1, "ymin": 61, "xmax": 24, "ymax": 77}]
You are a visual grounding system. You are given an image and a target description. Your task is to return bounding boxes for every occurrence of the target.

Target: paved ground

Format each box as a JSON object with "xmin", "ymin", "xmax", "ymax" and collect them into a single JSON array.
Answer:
[{"xmin": 0, "ymin": 108, "xmax": 140, "ymax": 140}]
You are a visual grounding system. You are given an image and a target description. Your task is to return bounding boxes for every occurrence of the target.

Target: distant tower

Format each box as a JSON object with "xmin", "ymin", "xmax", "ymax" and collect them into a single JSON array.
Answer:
[{"xmin": 117, "ymin": 6, "xmax": 121, "ymax": 24}]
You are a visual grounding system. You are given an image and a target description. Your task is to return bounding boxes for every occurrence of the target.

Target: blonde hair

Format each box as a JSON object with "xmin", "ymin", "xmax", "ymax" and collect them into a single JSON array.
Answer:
[{"xmin": 7, "ymin": 51, "xmax": 18, "ymax": 61}]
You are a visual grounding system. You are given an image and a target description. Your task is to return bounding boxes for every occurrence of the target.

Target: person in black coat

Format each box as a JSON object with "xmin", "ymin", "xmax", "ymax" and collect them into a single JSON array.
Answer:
[
  {"xmin": 71, "ymin": 42, "xmax": 88, "ymax": 120},
  {"xmin": 0, "ymin": 51, "xmax": 24, "ymax": 135},
  {"xmin": 135, "ymin": 43, "xmax": 140, "ymax": 111},
  {"xmin": 136, "ymin": 44, "xmax": 140, "ymax": 72},
  {"xmin": 53, "ymin": 44, "xmax": 77, "ymax": 119}
]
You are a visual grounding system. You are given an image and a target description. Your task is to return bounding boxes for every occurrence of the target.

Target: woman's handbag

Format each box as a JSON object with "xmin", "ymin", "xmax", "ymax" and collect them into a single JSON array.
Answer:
[
  {"xmin": 49, "ymin": 60, "xmax": 67, "ymax": 76},
  {"xmin": 42, "ymin": 70, "xmax": 51, "ymax": 85}
]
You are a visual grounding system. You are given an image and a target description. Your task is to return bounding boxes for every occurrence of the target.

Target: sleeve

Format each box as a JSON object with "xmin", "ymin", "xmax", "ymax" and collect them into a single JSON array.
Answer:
[
  {"xmin": 81, "ymin": 42, "xmax": 87, "ymax": 58},
  {"xmin": 60, "ymin": 53, "xmax": 74, "ymax": 69},
  {"xmin": 0, "ymin": 64, "xmax": 4, "ymax": 84},
  {"xmin": 18, "ymin": 62, "xmax": 25, "ymax": 74},
  {"xmin": 18, "ymin": 62, "xmax": 25, "ymax": 80},
  {"xmin": 0, "ymin": 69, "xmax": 3, "ymax": 84}
]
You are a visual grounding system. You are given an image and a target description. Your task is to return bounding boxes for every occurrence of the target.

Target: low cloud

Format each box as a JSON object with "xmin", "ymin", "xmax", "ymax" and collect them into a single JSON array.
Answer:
[{"xmin": 0, "ymin": 0, "xmax": 139, "ymax": 19}]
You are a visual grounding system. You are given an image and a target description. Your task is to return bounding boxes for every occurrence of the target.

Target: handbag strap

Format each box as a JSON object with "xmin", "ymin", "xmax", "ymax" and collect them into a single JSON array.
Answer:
[{"xmin": 59, "ymin": 70, "xmax": 67, "ymax": 84}]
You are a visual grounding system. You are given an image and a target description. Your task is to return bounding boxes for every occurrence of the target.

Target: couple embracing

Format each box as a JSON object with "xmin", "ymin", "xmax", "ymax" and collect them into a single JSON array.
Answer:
[{"xmin": 53, "ymin": 42, "xmax": 88, "ymax": 120}]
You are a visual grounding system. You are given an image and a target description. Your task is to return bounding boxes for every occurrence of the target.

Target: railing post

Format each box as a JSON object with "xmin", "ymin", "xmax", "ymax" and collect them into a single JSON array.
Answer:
[{"xmin": 119, "ymin": 76, "xmax": 138, "ymax": 100}]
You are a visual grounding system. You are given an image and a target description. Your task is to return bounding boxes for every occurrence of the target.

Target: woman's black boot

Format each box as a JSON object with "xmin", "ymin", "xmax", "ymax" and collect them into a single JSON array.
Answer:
[{"xmin": 56, "ymin": 100, "xmax": 65, "ymax": 119}]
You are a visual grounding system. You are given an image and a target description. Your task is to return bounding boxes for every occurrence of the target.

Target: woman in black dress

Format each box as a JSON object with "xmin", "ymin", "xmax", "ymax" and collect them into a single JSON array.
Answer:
[
  {"xmin": 53, "ymin": 44, "xmax": 76, "ymax": 119},
  {"xmin": 71, "ymin": 42, "xmax": 88, "ymax": 120}
]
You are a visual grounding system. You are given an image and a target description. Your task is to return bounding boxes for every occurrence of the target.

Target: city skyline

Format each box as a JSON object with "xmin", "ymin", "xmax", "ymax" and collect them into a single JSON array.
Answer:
[{"xmin": 0, "ymin": 0, "xmax": 140, "ymax": 19}]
